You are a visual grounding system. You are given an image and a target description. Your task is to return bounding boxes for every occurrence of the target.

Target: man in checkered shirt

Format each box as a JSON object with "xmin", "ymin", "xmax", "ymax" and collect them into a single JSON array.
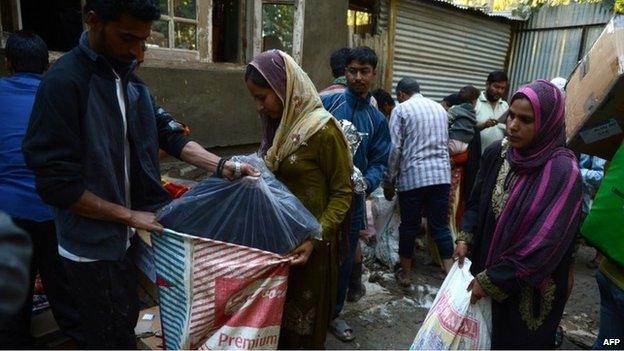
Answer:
[{"xmin": 383, "ymin": 77, "xmax": 453, "ymax": 286}]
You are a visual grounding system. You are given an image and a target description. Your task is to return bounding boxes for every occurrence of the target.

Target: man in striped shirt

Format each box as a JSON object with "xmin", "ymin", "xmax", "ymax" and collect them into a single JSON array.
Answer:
[{"xmin": 383, "ymin": 78, "xmax": 453, "ymax": 286}]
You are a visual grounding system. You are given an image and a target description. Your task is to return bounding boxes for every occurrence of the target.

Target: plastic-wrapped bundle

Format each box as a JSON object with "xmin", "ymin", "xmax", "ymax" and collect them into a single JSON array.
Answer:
[
  {"xmin": 156, "ymin": 155, "xmax": 320, "ymax": 255},
  {"xmin": 338, "ymin": 120, "xmax": 368, "ymax": 194}
]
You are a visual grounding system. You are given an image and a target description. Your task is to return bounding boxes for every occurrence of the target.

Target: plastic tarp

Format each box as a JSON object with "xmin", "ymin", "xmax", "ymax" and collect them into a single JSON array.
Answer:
[{"xmin": 156, "ymin": 155, "xmax": 320, "ymax": 255}]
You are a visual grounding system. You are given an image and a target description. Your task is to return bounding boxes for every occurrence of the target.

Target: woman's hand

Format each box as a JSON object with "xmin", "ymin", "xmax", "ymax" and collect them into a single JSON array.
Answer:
[
  {"xmin": 453, "ymin": 241, "xmax": 469, "ymax": 268},
  {"xmin": 288, "ymin": 240, "xmax": 314, "ymax": 266},
  {"xmin": 467, "ymin": 278, "xmax": 488, "ymax": 304}
]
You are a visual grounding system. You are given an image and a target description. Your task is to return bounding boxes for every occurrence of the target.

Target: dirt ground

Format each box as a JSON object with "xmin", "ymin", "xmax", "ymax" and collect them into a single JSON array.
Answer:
[{"xmin": 326, "ymin": 245, "xmax": 601, "ymax": 350}]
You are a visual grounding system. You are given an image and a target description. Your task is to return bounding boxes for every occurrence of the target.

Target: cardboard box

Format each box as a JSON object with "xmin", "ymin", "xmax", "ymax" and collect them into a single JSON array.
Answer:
[
  {"xmin": 566, "ymin": 15, "xmax": 624, "ymax": 160},
  {"xmin": 136, "ymin": 306, "xmax": 164, "ymax": 350}
]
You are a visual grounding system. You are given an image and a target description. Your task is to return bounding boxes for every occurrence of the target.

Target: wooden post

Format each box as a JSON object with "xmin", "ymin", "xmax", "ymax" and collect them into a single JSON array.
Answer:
[
  {"xmin": 292, "ymin": 0, "xmax": 306, "ymax": 65},
  {"xmin": 384, "ymin": 0, "xmax": 397, "ymax": 92}
]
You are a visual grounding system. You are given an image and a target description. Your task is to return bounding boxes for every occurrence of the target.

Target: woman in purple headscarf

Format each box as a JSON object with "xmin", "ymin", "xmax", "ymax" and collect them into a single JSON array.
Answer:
[
  {"xmin": 454, "ymin": 79, "xmax": 582, "ymax": 348},
  {"xmin": 245, "ymin": 50, "xmax": 353, "ymax": 349}
]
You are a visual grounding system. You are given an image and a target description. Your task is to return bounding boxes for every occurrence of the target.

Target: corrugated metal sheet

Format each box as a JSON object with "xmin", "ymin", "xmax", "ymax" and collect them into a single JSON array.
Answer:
[
  {"xmin": 508, "ymin": 28, "xmax": 583, "ymax": 93},
  {"xmin": 507, "ymin": 3, "xmax": 613, "ymax": 94},
  {"xmin": 379, "ymin": 0, "xmax": 389, "ymax": 32},
  {"xmin": 523, "ymin": 2, "xmax": 612, "ymax": 29},
  {"xmin": 391, "ymin": 0, "xmax": 512, "ymax": 101},
  {"xmin": 584, "ymin": 24, "xmax": 607, "ymax": 55}
]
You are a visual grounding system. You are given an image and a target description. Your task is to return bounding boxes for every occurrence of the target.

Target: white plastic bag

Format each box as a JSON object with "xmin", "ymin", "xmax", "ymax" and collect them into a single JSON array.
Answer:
[
  {"xmin": 411, "ymin": 259, "xmax": 492, "ymax": 350},
  {"xmin": 371, "ymin": 188, "xmax": 401, "ymax": 268}
]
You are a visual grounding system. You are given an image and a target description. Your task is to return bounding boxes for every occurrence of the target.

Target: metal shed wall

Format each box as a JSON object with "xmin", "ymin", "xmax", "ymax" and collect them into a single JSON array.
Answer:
[
  {"xmin": 507, "ymin": 2, "xmax": 613, "ymax": 95},
  {"xmin": 384, "ymin": 0, "xmax": 512, "ymax": 101}
]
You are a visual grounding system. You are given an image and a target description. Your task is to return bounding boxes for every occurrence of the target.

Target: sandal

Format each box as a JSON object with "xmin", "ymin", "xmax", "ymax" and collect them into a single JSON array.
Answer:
[
  {"xmin": 330, "ymin": 318, "xmax": 355, "ymax": 342},
  {"xmin": 394, "ymin": 268, "xmax": 411, "ymax": 287}
]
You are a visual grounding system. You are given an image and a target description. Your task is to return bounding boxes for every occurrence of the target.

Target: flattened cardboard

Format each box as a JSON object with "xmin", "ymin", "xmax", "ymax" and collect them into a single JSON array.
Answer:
[{"xmin": 566, "ymin": 15, "xmax": 624, "ymax": 159}]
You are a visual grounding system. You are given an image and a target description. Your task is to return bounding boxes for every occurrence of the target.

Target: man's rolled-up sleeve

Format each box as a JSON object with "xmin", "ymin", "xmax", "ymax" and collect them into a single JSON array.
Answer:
[{"xmin": 152, "ymin": 96, "xmax": 191, "ymax": 159}]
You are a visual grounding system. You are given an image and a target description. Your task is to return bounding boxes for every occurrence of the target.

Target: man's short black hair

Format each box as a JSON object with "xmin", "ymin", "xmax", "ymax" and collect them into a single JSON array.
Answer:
[
  {"xmin": 459, "ymin": 85, "xmax": 480, "ymax": 104},
  {"xmin": 330, "ymin": 47, "xmax": 351, "ymax": 78},
  {"xmin": 83, "ymin": 0, "xmax": 161, "ymax": 22},
  {"xmin": 396, "ymin": 77, "xmax": 420, "ymax": 96},
  {"xmin": 347, "ymin": 46, "xmax": 378, "ymax": 69},
  {"xmin": 372, "ymin": 88, "xmax": 395, "ymax": 107},
  {"xmin": 486, "ymin": 70, "xmax": 508, "ymax": 85},
  {"xmin": 5, "ymin": 30, "xmax": 49, "ymax": 74},
  {"xmin": 442, "ymin": 93, "xmax": 462, "ymax": 107}
]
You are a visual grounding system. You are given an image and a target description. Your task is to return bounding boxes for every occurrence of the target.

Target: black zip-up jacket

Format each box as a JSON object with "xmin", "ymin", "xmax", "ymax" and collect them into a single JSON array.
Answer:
[{"xmin": 22, "ymin": 33, "xmax": 190, "ymax": 260}]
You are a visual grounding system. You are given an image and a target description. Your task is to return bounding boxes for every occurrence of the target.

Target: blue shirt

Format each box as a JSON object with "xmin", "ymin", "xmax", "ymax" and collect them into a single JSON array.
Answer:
[
  {"xmin": 579, "ymin": 154, "xmax": 606, "ymax": 214},
  {"xmin": 321, "ymin": 87, "xmax": 391, "ymax": 192},
  {"xmin": 0, "ymin": 73, "xmax": 52, "ymax": 221}
]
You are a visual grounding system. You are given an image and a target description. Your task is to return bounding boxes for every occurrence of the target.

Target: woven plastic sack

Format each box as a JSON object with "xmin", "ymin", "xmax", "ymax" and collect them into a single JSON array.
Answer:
[
  {"xmin": 582, "ymin": 142, "xmax": 624, "ymax": 267},
  {"xmin": 156, "ymin": 154, "xmax": 320, "ymax": 255},
  {"xmin": 411, "ymin": 260, "xmax": 492, "ymax": 350}
]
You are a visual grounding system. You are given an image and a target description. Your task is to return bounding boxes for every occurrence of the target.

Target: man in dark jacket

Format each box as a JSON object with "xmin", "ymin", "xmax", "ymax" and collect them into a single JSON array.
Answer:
[
  {"xmin": 22, "ymin": 1, "xmax": 256, "ymax": 348},
  {"xmin": 447, "ymin": 85, "xmax": 480, "ymax": 155}
]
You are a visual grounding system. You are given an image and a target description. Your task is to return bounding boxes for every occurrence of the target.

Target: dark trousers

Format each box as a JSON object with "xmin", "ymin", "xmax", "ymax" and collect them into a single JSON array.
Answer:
[
  {"xmin": 334, "ymin": 194, "xmax": 365, "ymax": 317},
  {"xmin": 0, "ymin": 219, "xmax": 83, "ymax": 349},
  {"xmin": 62, "ymin": 254, "xmax": 139, "ymax": 350},
  {"xmin": 398, "ymin": 184, "xmax": 454, "ymax": 260}
]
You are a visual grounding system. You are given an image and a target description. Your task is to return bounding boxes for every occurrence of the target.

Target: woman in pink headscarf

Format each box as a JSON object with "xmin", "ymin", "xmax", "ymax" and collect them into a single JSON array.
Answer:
[{"xmin": 455, "ymin": 80, "xmax": 582, "ymax": 348}]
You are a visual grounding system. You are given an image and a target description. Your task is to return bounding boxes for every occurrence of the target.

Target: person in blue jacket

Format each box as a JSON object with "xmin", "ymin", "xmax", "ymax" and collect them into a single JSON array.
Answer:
[
  {"xmin": 321, "ymin": 46, "xmax": 391, "ymax": 342},
  {"xmin": 0, "ymin": 30, "xmax": 84, "ymax": 347}
]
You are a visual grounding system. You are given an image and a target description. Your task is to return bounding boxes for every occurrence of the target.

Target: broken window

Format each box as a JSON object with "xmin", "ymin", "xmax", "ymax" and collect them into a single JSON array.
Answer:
[
  {"xmin": 262, "ymin": 2, "xmax": 295, "ymax": 54},
  {"xmin": 0, "ymin": 0, "xmax": 84, "ymax": 52},
  {"xmin": 348, "ymin": 0, "xmax": 377, "ymax": 36},
  {"xmin": 148, "ymin": 0, "xmax": 247, "ymax": 63},
  {"xmin": 212, "ymin": 0, "xmax": 243, "ymax": 63},
  {"xmin": 0, "ymin": 0, "xmax": 305, "ymax": 65}
]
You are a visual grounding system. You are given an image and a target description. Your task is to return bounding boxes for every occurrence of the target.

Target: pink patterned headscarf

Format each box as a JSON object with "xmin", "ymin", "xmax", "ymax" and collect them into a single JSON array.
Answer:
[
  {"xmin": 506, "ymin": 79, "xmax": 569, "ymax": 174},
  {"xmin": 485, "ymin": 80, "xmax": 582, "ymax": 288}
]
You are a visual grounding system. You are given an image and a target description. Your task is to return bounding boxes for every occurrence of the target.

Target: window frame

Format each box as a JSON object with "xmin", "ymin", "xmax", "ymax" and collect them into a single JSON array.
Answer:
[
  {"xmin": 146, "ymin": 0, "xmax": 207, "ymax": 62},
  {"xmin": 252, "ymin": 0, "xmax": 305, "ymax": 65}
]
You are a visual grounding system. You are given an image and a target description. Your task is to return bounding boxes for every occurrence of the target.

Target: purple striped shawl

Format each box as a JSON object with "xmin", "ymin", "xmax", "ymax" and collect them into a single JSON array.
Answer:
[{"xmin": 485, "ymin": 80, "xmax": 582, "ymax": 287}]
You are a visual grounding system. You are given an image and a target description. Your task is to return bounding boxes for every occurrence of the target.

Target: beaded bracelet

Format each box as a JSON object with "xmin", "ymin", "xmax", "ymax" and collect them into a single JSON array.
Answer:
[{"xmin": 216, "ymin": 157, "xmax": 228, "ymax": 178}]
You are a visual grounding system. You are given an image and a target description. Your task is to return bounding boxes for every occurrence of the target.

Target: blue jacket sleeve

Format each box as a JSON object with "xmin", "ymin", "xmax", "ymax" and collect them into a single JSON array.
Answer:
[
  {"xmin": 363, "ymin": 111, "xmax": 391, "ymax": 194},
  {"xmin": 580, "ymin": 155, "xmax": 606, "ymax": 190}
]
